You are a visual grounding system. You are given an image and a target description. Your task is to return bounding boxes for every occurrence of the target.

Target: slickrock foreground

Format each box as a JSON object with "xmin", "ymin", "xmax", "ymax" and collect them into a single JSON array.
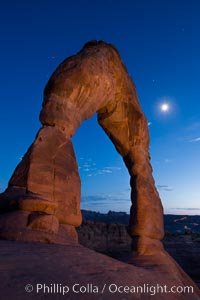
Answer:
[
  {"xmin": 0, "ymin": 40, "xmax": 163, "ymax": 254},
  {"xmin": 0, "ymin": 240, "xmax": 199, "ymax": 300}
]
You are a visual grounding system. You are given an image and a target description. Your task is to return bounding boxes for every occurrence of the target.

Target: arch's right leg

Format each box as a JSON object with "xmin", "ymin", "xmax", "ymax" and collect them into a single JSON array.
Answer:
[{"xmin": 98, "ymin": 102, "xmax": 164, "ymax": 255}]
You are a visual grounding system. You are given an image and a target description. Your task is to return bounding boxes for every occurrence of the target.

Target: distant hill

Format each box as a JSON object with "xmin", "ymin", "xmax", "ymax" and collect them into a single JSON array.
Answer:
[{"xmin": 81, "ymin": 210, "xmax": 200, "ymax": 234}]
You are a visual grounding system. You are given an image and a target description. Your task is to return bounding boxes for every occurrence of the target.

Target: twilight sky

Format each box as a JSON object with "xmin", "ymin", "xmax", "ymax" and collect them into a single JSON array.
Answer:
[{"xmin": 0, "ymin": 0, "xmax": 200, "ymax": 215}]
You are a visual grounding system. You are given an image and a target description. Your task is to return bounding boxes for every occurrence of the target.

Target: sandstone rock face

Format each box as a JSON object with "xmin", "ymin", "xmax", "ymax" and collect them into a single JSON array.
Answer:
[{"xmin": 0, "ymin": 40, "xmax": 164, "ymax": 253}]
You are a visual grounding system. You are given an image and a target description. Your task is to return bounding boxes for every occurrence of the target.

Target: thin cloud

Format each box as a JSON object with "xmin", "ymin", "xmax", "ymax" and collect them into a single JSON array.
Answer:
[
  {"xmin": 165, "ymin": 207, "xmax": 200, "ymax": 215},
  {"xmin": 104, "ymin": 166, "xmax": 121, "ymax": 171},
  {"xmin": 78, "ymin": 158, "xmax": 121, "ymax": 177},
  {"xmin": 148, "ymin": 122, "xmax": 152, "ymax": 126},
  {"xmin": 81, "ymin": 193, "xmax": 131, "ymax": 213},
  {"xmin": 189, "ymin": 137, "xmax": 200, "ymax": 142},
  {"xmin": 78, "ymin": 157, "xmax": 96, "ymax": 174},
  {"xmin": 172, "ymin": 207, "xmax": 200, "ymax": 211},
  {"xmin": 152, "ymin": 158, "xmax": 172, "ymax": 165},
  {"xmin": 157, "ymin": 185, "xmax": 173, "ymax": 192},
  {"xmin": 100, "ymin": 169, "xmax": 112, "ymax": 174},
  {"xmin": 164, "ymin": 158, "xmax": 171, "ymax": 163},
  {"xmin": 81, "ymin": 194, "xmax": 129, "ymax": 204},
  {"xmin": 94, "ymin": 166, "xmax": 121, "ymax": 175},
  {"xmin": 157, "ymin": 185, "xmax": 168, "ymax": 188}
]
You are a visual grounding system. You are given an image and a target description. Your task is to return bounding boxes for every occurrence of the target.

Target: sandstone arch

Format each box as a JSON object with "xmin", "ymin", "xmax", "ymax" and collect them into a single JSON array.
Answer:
[{"xmin": 0, "ymin": 41, "xmax": 164, "ymax": 254}]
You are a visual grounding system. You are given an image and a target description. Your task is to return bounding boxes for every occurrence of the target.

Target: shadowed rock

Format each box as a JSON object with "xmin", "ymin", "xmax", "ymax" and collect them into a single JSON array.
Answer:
[
  {"xmin": 0, "ymin": 40, "xmax": 164, "ymax": 254},
  {"xmin": 0, "ymin": 240, "xmax": 200, "ymax": 299}
]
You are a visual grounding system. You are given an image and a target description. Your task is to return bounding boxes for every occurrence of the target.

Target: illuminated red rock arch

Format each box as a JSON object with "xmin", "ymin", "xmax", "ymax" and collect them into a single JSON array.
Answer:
[{"xmin": 0, "ymin": 41, "xmax": 164, "ymax": 254}]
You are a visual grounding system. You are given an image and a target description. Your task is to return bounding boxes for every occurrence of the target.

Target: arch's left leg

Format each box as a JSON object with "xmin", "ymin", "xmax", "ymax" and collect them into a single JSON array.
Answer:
[{"xmin": 0, "ymin": 126, "xmax": 81, "ymax": 244}]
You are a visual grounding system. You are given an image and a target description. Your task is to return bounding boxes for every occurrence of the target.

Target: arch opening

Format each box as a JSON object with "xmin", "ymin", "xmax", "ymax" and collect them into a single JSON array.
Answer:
[{"xmin": 72, "ymin": 113, "xmax": 130, "ymax": 214}]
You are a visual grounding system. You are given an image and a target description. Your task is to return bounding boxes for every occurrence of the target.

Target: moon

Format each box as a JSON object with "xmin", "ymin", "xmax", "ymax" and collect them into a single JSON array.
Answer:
[{"xmin": 160, "ymin": 103, "xmax": 169, "ymax": 112}]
